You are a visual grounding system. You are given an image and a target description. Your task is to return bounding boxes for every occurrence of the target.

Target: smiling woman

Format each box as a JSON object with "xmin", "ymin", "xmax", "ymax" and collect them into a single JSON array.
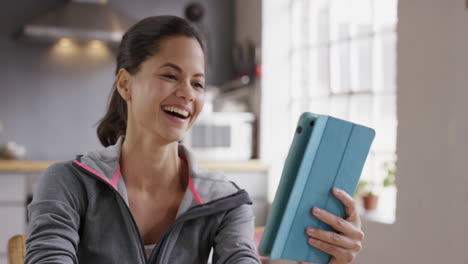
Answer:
[
  {"xmin": 24, "ymin": 15, "xmax": 363, "ymax": 264},
  {"xmin": 25, "ymin": 15, "xmax": 262, "ymax": 264},
  {"xmin": 96, "ymin": 16, "xmax": 207, "ymax": 148}
]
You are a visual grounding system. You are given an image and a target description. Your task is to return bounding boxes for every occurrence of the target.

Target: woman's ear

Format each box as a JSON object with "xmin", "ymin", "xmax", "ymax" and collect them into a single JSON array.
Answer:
[{"xmin": 116, "ymin": 68, "xmax": 132, "ymax": 101}]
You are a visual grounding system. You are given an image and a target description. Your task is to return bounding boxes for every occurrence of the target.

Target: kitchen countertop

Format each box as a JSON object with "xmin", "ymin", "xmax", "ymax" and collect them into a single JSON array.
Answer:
[{"xmin": 0, "ymin": 159, "xmax": 269, "ymax": 173}]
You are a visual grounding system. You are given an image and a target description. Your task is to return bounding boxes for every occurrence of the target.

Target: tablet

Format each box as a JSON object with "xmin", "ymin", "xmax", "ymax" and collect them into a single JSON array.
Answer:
[{"xmin": 259, "ymin": 112, "xmax": 375, "ymax": 263}]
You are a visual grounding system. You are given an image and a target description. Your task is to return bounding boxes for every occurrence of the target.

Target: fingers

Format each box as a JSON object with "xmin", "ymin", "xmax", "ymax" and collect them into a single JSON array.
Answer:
[
  {"xmin": 307, "ymin": 237, "xmax": 358, "ymax": 264},
  {"xmin": 306, "ymin": 187, "xmax": 364, "ymax": 263},
  {"xmin": 311, "ymin": 207, "xmax": 364, "ymax": 240},
  {"xmin": 332, "ymin": 187, "xmax": 358, "ymax": 220},
  {"xmin": 306, "ymin": 227, "xmax": 361, "ymax": 250}
]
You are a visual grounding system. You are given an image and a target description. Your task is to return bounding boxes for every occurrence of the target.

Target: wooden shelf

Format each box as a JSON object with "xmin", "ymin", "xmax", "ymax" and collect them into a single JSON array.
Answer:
[
  {"xmin": 0, "ymin": 160, "xmax": 56, "ymax": 172},
  {"xmin": 199, "ymin": 160, "xmax": 268, "ymax": 172},
  {"xmin": 0, "ymin": 160, "xmax": 268, "ymax": 173}
]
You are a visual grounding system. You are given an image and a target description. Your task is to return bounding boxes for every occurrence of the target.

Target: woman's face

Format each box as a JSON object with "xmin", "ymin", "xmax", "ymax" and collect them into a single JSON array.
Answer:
[{"xmin": 119, "ymin": 36, "xmax": 205, "ymax": 143}]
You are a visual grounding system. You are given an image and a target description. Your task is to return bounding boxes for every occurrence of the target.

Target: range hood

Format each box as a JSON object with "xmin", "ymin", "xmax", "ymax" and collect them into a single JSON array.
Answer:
[{"xmin": 22, "ymin": 0, "xmax": 135, "ymax": 44}]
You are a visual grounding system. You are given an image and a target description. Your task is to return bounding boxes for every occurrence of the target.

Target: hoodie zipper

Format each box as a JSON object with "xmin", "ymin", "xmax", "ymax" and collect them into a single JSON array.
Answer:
[
  {"xmin": 73, "ymin": 161, "xmax": 196, "ymax": 263},
  {"xmin": 148, "ymin": 190, "xmax": 252, "ymax": 263},
  {"xmin": 72, "ymin": 162, "xmax": 148, "ymax": 263},
  {"xmin": 147, "ymin": 207, "xmax": 204, "ymax": 263}
]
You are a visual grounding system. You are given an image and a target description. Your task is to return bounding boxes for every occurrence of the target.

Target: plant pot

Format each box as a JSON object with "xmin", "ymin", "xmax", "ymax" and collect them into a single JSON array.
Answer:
[{"xmin": 363, "ymin": 195, "xmax": 379, "ymax": 211}]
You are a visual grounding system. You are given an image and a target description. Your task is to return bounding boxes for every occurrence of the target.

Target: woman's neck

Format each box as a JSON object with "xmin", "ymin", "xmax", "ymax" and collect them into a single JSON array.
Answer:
[{"xmin": 119, "ymin": 132, "xmax": 186, "ymax": 193}]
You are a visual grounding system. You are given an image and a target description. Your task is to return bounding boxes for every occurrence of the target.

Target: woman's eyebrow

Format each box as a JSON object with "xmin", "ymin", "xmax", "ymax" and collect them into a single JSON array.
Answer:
[
  {"xmin": 160, "ymin": 63, "xmax": 182, "ymax": 72},
  {"xmin": 159, "ymin": 62, "xmax": 205, "ymax": 78}
]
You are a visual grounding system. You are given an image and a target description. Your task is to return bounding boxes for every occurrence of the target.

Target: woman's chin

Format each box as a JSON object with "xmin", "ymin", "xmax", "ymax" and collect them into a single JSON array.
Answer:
[{"xmin": 161, "ymin": 131, "xmax": 186, "ymax": 144}]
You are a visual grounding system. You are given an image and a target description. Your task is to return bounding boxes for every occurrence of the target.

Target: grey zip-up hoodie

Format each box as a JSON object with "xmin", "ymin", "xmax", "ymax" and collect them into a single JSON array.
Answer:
[{"xmin": 25, "ymin": 137, "xmax": 261, "ymax": 264}]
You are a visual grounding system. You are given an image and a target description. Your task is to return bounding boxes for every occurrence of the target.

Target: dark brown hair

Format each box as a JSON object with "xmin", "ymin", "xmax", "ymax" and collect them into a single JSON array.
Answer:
[{"xmin": 97, "ymin": 15, "xmax": 205, "ymax": 147}]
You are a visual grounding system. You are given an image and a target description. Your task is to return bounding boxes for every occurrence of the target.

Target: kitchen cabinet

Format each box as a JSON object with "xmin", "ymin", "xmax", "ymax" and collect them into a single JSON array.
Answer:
[{"xmin": 0, "ymin": 173, "xmax": 27, "ymax": 264}]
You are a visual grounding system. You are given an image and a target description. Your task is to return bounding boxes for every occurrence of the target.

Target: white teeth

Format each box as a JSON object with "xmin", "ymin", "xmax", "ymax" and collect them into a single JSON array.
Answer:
[{"xmin": 163, "ymin": 106, "xmax": 189, "ymax": 118}]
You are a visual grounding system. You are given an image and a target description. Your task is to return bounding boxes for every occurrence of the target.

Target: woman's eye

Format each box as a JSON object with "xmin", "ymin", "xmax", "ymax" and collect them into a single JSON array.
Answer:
[
  {"xmin": 193, "ymin": 82, "xmax": 204, "ymax": 89},
  {"xmin": 162, "ymin": 74, "xmax": 177, "ymax": 80}
]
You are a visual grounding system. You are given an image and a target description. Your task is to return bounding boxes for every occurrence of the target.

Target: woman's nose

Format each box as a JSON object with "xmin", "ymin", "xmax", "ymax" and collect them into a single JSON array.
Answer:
[{"xmin": 175, "ymin": 80, "xmax": 195, "ymax": 101}]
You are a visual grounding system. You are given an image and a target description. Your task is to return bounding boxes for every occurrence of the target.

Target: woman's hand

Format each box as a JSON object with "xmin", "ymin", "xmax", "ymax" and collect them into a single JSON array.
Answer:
[{"xmin": 305, "ymin": 187, "xmax": 364, "ymax": 264}]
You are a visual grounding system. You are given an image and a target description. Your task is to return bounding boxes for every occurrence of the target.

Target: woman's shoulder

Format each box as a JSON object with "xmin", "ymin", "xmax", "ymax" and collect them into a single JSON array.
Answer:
[
  {"xmin": 36, "ymin": 160, "xmax": 87, "ymax": 195},
  {"xmin": 190, "ymin": 166, "xmax": 247, "ymax": 201},
  {"xmin": 31, "ymin": 159, "xmax": 89, "ymax": 214},
  {"xmin": 42, "ymin": 160, "xmax": 78, "ymax": 181},
  {"xmin": 191, "ymin": 165, "xmax": 227, "ymax": 181}
]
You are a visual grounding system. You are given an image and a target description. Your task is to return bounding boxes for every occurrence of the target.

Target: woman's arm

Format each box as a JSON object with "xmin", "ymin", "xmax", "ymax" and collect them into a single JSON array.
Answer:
[
  {"xmin": 212, "ymin": 204, "xmax": 261, "ymax": 264},
  {"xmin": 25, "ymin": 162, "xmax": 84, "ymax": 264}
]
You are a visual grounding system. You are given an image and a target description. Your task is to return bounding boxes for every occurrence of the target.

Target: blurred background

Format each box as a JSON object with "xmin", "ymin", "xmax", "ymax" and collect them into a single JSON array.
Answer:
[{"xmin": 0, "ymin": 0, "xmax": 467, "ymax": 263}]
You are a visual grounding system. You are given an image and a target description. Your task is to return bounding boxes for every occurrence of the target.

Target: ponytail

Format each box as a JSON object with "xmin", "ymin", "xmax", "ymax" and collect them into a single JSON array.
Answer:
[{"xmin": 96, "ymin": 83, "xmax": 128, "ymax": 147}]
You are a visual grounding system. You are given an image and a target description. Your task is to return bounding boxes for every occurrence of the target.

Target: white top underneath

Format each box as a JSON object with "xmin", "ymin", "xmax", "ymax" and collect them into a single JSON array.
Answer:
[{"xmin": 145, "ymin": 244, "xmax": 157, "ymax": 259}]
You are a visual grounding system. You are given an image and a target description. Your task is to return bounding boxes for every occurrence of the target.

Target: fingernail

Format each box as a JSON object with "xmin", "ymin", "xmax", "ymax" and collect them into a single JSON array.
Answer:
[
  {"xmin": 334, "ymin": 187, "xmax": 342, "ymax": 194},
  {"xmin": 308, "ymin": 238, "xmax": 318, "ymax": 244},
  {"xmin": 307, "ymin": 227, "xmax": 316, "ymax": 234},
  {"xmin": 313, "ymin": 207, "xmax": 321, "ymax": 215}
]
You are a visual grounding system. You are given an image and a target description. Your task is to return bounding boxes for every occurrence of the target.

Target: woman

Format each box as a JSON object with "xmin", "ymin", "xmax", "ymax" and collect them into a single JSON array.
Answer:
[{"xmin": 25, "ymin": 16, "xmax": 363, "ymax": 264}]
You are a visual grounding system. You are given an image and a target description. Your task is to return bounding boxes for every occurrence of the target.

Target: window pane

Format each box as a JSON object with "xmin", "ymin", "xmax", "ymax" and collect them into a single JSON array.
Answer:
[
  {"xmin": 349, "ymin": 94, "xmax": 373, "ymax": 127},
  {"xmin": 330, "ymin": 43, "xmax": 351, "ymax": 94},
  {"xmin": 291, "ymin": 0, "xmax": 305, "ymax": 49},
  {"xmin": 291, "ymin": 50, "xmax": 302, "ymax": 99},
  {"xmin": 349, "ymin": 0, "xmax": 373, "ymax": 37},
  {"xmin": 374, "ymin": 0, "xmax": 398, "ymax": 31},
  {"xmin": 308, "ymin": 47, "xmax": 330, "ymax": 97},
  {"xmin": 330, "ymin": 0, "xmax": 351, "ymax": 41},
  {"xmin": 373, "ymin": 32, "xmax": 397, "ymax": 93},
  {"xmin": 290, "ymin": 98, "xmax": 303, "ymax": 131},
  {"xmin": 330, "ymin": 96, "xmax": 350, "ymax": 120},
  {"xmin": 350, "ymin": 38, "xmax": 373, "ymax": 92},
  {"xmin": 309, "ymin": 0, "xmax": 330, "ymax": 45},
  {"xmin": 372, "ymin": 94, "xmax": 397, "ymax": 153},
  {"xmin": 308, "ymin": 97, "xmax": 331, "ymax": 116},
  {"xmin": 360, "ymin": 153, "xmax": 375, "ymax": 182},
  {"xmin": 316, "ymin": 0, "xmax": 330, "ymax": 10},
  {"xmin": 317, "ymin": 47, "xmax": 331, "ymax": 95},
  {"xmin": 382, "ymin": 33, "xmax": 397, "ymax": 93}
]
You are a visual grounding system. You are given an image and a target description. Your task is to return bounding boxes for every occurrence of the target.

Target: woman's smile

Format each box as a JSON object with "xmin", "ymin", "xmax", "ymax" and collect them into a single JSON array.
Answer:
[{"xmin": 161, "ymin": 104, "xmax": 191, "ymax": 125}]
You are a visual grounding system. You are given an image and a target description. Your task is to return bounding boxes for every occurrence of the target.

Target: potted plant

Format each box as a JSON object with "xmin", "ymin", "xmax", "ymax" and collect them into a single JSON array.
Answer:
[
  {"xmin": 356, "ymin": 180, "xmax": 380, "ymax": 211},
  {"xmin": 356, "ymin": 162, "xmax": 396, "ymax": 211},
  {"xmin": 0, "ymin": 142, "xmax": 26, "ymax": 160},
  {"xmin": 0, "ymin": 121, "xmax": 26, "ymax": 160},
  {"xmin": 382, "ymin": 162, "xmax": 396, "ymax": 188}
]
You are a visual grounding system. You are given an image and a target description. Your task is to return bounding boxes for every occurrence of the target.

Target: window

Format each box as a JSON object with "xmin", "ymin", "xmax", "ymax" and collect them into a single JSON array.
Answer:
[{"xmin": 288, "ymin": 0, "xmax": 398, "ymax": 223}]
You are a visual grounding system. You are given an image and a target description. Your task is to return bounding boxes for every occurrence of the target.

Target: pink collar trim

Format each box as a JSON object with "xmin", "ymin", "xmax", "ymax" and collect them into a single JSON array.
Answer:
[
  {"xmin": 181, "ymin": 157, "xmax": 204, "ymax": 205},
  {"xmin": 74, "ymin": 158, "xmax": 204, "ymax": 205},
  {"xmin": 73, "ymin": 160, "xmax": 121, "ymax": 190}
]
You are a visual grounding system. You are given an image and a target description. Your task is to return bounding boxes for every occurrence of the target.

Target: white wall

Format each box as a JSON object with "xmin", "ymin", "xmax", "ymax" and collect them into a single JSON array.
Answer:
[{"xmin": 358, "ymin": 0, "xmax": 468, "ymax": 263}]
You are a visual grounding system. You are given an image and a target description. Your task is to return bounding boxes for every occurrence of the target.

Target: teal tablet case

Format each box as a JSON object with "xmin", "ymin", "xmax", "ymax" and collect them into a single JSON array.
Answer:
[{"xmin": 259, "ymin": 112, "xmax": 375, "ymax": 263}]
